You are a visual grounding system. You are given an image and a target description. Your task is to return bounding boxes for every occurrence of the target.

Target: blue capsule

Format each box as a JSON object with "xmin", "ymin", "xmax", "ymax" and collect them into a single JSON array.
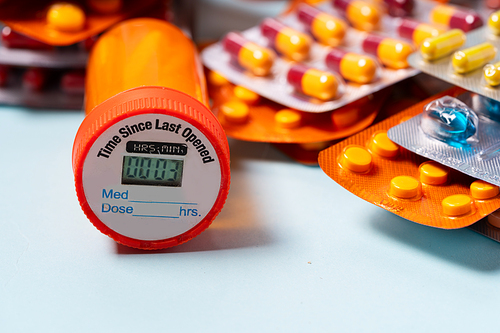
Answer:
[{"xmin": 421, "ymin": 96, "xmax": 477, "ymax": 145}]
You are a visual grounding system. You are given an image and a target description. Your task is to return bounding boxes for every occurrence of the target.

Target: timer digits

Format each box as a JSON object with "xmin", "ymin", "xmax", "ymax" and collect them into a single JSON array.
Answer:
[{"xmin": 72, "ymin": 19, "xmax": 230, "ymax": 250}]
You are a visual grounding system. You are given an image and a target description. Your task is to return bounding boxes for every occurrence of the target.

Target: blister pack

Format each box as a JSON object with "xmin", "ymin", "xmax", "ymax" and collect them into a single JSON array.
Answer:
[
  {"xmin": 0, "ymin": 26, "xmax": 89, "ymax": 68},
  {"xmin": 0, "ymin": 66, "xmax": 84, "ymax": 109},
  {"xmin": 408, "ymin": 12, "xmax": 500, "ymax": 102},
  {"xmin": 388, "ymin": 90, "xmax": 500, "ymax": 187},
  {"xmin": 0, "ymin": 0, "xmax": 161, "ymax": 46},
  {"xmin": 318, "ymin": 87, "xmax": 500, "ymax": 229},
  {"xmin": 469, "ymin": 208, "xmax": 500, "ymax": 243},
  {"xmin": 202, "ymin": 0, "xmax": 455, "ymax": 112},
  {"xmin": 208, "ymin": 69, "xmax": 390, "ymax": 143}
]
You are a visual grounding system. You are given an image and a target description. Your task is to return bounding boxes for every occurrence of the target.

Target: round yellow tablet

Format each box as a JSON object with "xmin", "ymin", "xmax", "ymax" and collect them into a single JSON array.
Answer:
[
  {"xmin": 369, "ymin": 131, "xmax": 398, "ymax": 158},
  {"xmin": 442, "ymin": 194, "xmax": 473, "ymax": 216},
  {"xmin": 390, "ymin": 176, "xmax": 421, "ymax": 199},
  {"xmin": 419, "ymin": 161, "xmax": 449, "ymax": 185},
  {"xmin": 233, "ymin": 85, "xmax": 260, "ymax": 105},
  {"xmin": 488, "ymin": 209, "xmax": 500, "ymax": 228},
  {"xmin": 208, "ymin": 71, "xmax": 229, "ymax": 86},
  {"xmin": 340, "ymin": 146, "xmax": 372, "ymax": 173},
  {"xmin": 220, "ymin": 101, "xmax": 249, "ymax": 124},
  {"xmin": 47, "ymin": 3, "xmax": 86, "ymax": 32},
  {"xmin": 275, "ymin": 109, "xmax": 302, "ymax": 129},
  {"xmin": 470, "ymin": 180, "xmax": 500, "ymax": 200}
]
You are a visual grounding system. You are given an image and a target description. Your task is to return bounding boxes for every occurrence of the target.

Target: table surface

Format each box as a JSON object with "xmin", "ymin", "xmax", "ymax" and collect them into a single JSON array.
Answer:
[{"xmin": 1, "ymin": 105, "xmax": 500, "ymax": 332}]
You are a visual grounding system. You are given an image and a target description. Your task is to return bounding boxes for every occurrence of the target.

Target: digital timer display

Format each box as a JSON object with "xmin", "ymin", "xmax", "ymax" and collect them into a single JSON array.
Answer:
[{"xmin": 121, "ymin": 155, "xmax": 184, "ymax": 187}]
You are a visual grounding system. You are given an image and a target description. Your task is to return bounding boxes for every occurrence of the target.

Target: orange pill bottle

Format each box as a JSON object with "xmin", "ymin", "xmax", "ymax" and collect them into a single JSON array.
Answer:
[{"xmin": 73, "ymin": 18, "xmax": 230, "ymax": 250}]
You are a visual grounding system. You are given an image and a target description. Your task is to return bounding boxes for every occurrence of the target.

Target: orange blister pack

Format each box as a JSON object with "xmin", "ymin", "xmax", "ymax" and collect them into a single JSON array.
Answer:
[
  {"xmin": 318, "ymin": 86, "xmax": 500, "ymax": 229},
  {"xmin": 208, "ymin": 71, "xmax": 390, "ymax": 144},
  {"xmin": 0, "ymin": 0, "xmax": 160, "ymax": 46}
]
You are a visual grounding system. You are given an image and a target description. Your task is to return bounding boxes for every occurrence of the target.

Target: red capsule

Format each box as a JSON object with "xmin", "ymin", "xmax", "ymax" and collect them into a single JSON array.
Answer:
[
  {"xmin": 297, "ymin": 4, "xmax": 346, "ymax": 46},
  {"xmin": 325, "ymin": 48, "xmax": 378, "ymax": 84},
  {"xmin": 332, "ymin": 0, "xmax": 380, "ymax": 31},
  {"xmin": 362, "ymin": 35, "xmax": 414, "ymax": 69},
  {"xmin": 23, "ymin": 68, "xmax": 48, "ymax": 92},
  {"xmin": 222, "ymin": 32, "xmax": 275, "ymax": 76},
  {"xmin": 383, "ymin": 0, "xmax": 414, "ymax": 17},
  {"xmin": 260, "ymin": 18, "xmax": 311, "ymax": 61},
  {"xmin": 61, "ymin": 70, "xmax": 85, "ymax": 94},
  {"xmin": 398, "ymin": 19, "xmax": 446, "ymax": 46},
  {"xmin": 430, "ymin": 5, "xmax": 483, "ymax": 32},
  {"xmin": 287, "ymin": 64, "xmax": 340, "ymax": 101},
  {"xmin": 1, "ymin": 26, "xmax": 52, "ymax": 50}
]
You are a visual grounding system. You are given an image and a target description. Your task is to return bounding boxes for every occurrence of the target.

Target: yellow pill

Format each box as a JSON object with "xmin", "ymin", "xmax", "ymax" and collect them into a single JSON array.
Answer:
[
  {"xmin": 220, "ymin": 101, "xmax": 249, "ymax": 124},
  {"xmin": 298, "ymin": 5, "xmax": 346, "ymax": 46},
  {"xmin": 261, "ymin": 18, "xmax": 311, "ymax": 62},
  {"xmin": 88, "ymin": 0, "xmax": 122, "ymax": 14},
  {"xmin": 419, "ymin": 161, "xmax": 449, "ymax": 185},
  {"xmin": 363, "ymin": 35, "xmax": 414, "ymax": 69},
  {"xmin": 275, "ymin": 109, "xmax": 302, "ymax": 129},
  {"xmin": 47, "ymin": 3, "xmax": 86, "ymax": 32},
  {"xmin": 233, "ymin": 86, "xmax": 260, "ymax": 105},
  {"xmin": 288, "ymin": 65, "xmax": 339, "ymax": 101},
  {"xmin": 223, "ymin": 32, "xmax": 275, "ymax": 76},
  {"xmin": 420, "ymin": 29, "xmax": 466, "ymax": 61},
  {"xmin": 369, "ymin": 131, "xmax": 399, "ymax": 158},
  {"xmin": 340, "ymin": 146, "xmax": 372, "ymax": 173},
  {"xmin": 442, "ymin": 194, "xmax": 473, "ymax": 216},
  {"xmin": 452, "ymin": 42, "xmax": 497, "ymax": 74},
  {"xmin": 470, "ymin": 180, "xmax": 500, "ymax": 200},
  {"xmin": 488, "ymin": 10, "xmax": 500, "ymax": 35},
  {"xmin": 326, "ymin": 49, "xmax": 378, "ymax": 84},
  {"xmin": 208, "ymin": 71, "xmax": 229, "ymax": 86},
  {"xmin": 390, "ymin": 176, "xmax": 421, "ymax": 199},
  {"xmin": 484, "ymin": 61, "xmax": 500, "ymax": 87},
  {"xmin": 488, "ymin": 209, "xmax": 500, "ymax": 228}
]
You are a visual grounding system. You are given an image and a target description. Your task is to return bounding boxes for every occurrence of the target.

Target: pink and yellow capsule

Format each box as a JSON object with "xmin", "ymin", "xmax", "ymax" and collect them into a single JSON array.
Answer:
[
  {"xmin": 287, "ymin": 64, "xmax": 342, "ymax": 101},
  {"xmin": 332, "ymin": 0, "xmax": 380, "ymax": 31},
  {"xmin": 362, "ymin": 35, "xmax": 414, "ymax": 69},
  {"xmin": 222, "ymin": 32, "xmax": 275, "ymax": 76},
  {"xmin": 260, "ymin": 18, "xmax": 311, "ymax": 61},
  {"xmin": 325, "ymin": 48, "xmax": 378, "ymax": 84},
  {"xmin": 297, "ymin": 4, "xmax": 346, "ymax": 46},
  {"xmin": 430, "ymin": 5, "xmax": 483, "ymax": 32},
  {"xmin": 397, "ymin": 19, "xmax": 447, "ymax": 46}
]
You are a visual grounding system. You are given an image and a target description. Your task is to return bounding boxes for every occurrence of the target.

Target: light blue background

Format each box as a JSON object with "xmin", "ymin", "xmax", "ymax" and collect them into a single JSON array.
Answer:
[{"xmin": 1, "ymin": 106, "xmax": 500, "ymax": 332}]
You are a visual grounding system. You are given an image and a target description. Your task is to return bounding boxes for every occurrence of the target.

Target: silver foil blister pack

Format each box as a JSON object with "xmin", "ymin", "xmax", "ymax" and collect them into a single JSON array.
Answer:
[
  {"xmin": 388, "ymin": 92, "xmax": 500, "ymax": 186},
  {"xmin": 408, "ymin": 26, "xmax": 500, "ymax": 102},
  {"xmin": 201, "ymin": 1, "xmax": 432, "ymax": 112}
]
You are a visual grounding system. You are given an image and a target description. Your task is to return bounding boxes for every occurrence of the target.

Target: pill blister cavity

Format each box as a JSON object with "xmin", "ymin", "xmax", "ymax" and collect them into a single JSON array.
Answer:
[
  {"xmin": 420, "ymin": 29, "xmax": 466, "ymax": 61},
  {"xmin": 220, "ymin": 101, "xmax": 249, "ymax": 124},
  {"xmin": 339, "ymin": 145, "xmax": 372, "ymax": 173},
  {"xmin": 487, "ymin": 209, "xmax": 500, "ymax": 228},
  {"xmin": 389, "ymin": 175, "xmax": 422, "ymax": 199},
  {"xmin": 452, "ymin": 42, "xmax": 496, "ymax": 74},
  {"xmin": 234, "ymin": 86, "xmax": 260, "ymax": 105},
  {"xmin": 419, "ymin": 161, "xmax": 449, "ymax": 185},
  {"xmin": 369, "ymin": 131, "xmax": 399, "ymax": 158},
  {"xmin": 47, "ymin": 3, "xmax": 86, "ymax": 33},
  {"xmin": 275, "ymin": 109, "xmax": 302, "ymax": 129},
  {"xmin": 476, "ymin": 95, "xmax": 500, "ymax": 121},
  {"xmin": 421, "ymin": 96, "xmax": 477, "ymax": 145},
  {"xmin": 470, "ymin": 180, "xmax": 500, "ymax": 200},
  {"xmin": 208, "ymin": 71, "xmax": 230, "ymax": 86},
  {"xmin": 442, "ymin": 194, "xmax": 473, "ymax": 216}
]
